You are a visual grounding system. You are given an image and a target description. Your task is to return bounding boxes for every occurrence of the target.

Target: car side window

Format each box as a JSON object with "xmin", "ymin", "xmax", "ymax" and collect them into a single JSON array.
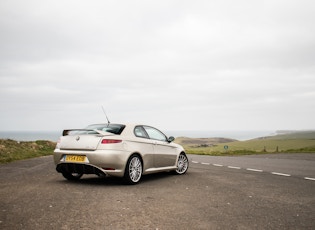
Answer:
[
  {"xmin": 134, "ymin": 126, "xmax": 149, "ymax": 138},
  {"xmin": 143, "ymin": 126, "xmax": 167, "ymax": 142}
]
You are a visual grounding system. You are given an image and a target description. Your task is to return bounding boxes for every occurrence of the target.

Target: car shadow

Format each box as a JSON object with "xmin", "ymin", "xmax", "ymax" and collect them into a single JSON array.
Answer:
[{"xmin": 56, "ymin": 171, "xmax": 178, "ymax": 186}]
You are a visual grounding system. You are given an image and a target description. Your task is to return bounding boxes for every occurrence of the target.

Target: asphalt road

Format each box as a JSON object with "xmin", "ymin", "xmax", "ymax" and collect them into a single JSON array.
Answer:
[{"xmin": 0, "ymin": 154, "xmax": 314, "ymax": 229}]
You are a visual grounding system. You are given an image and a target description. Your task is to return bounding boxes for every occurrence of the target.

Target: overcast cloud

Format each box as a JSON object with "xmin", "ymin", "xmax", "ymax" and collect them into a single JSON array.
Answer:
[{"xmin": 1, "ymin": 0, "xmax": 315, "ymax": 132}]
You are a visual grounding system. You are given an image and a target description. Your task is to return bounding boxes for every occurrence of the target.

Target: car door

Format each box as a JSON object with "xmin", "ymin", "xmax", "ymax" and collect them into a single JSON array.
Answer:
[
  {"xmin": 142, "ymin": 126, "xmax": 177, "ymax": 168},
  {"xmin": 133, "ymin": 126, "xmax": 155, "ymax": 170}
]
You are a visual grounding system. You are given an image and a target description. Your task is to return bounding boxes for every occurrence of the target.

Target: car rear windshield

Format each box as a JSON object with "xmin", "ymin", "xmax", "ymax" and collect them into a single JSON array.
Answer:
[{"xmin": 85, "ymin": 124, "xmax": 126, "ymax": 135}]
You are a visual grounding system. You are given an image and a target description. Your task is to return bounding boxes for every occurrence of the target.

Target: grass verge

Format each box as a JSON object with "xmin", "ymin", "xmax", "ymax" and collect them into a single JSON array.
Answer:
[{"xmin": 0, "ymin": 139, "xmax": 56, "ymax": 164}]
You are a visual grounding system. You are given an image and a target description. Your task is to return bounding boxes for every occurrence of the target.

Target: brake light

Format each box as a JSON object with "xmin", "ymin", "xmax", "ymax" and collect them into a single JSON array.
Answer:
[{"xmin": 101, "ymin": 139, "xmax": 122, "ymax": 144}]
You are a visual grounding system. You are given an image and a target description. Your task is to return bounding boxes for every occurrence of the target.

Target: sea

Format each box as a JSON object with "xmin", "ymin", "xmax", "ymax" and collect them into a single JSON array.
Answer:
[{"xmin": 0, "ymin": 130, "xmax": 276, "ymax": 142}]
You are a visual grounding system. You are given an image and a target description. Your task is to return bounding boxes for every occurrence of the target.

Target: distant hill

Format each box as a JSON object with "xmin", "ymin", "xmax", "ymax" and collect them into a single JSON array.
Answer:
[
  {"xmin": 256, "ymin": 130, "xmax": 315, "ymax": 140},
  {"xmin": 175, "ymin": 137, "xmax": 236, "ymax": 147},
  {"xmin": 176, "ymin": 131, "xmax": 315, "ymax": 155},
  {"xmin": 175, "ymin": 131, "xmax": 315, "ymax": 150}
]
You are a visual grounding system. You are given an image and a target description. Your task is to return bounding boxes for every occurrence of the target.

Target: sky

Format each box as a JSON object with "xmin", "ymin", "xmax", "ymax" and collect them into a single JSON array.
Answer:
[{"xmin": 1, "ymin": 0, "xmax": 315, "ymax": 132}]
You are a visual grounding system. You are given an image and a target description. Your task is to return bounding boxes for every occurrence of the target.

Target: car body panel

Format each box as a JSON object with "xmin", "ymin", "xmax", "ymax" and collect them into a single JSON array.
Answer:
[
  {"xmin": 153, "ymin": 140, "xmax": 178, "ymax": 168},
  {"xmin": 59, "ymin": 135, "xmax": 103, "ymax": 151}
]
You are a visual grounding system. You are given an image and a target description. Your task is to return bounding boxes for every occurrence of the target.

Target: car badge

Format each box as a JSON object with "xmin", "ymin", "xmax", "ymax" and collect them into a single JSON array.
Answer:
[{"xmin": 76, "ymin": 136, "xmax": 80, "ymax": 141}]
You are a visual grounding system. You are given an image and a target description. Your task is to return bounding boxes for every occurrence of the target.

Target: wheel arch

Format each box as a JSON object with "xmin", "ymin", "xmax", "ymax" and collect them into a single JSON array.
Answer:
[{"xmin": 178, "ymin": 150, "xmax": 187, "ymax": 160}]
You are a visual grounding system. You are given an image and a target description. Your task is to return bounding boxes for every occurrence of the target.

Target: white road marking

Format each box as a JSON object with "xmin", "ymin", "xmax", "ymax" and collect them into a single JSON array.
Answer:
[
  {"xmin": 228, "ymin": 166, "xmax": 241, "ymax": 169},
  {"xmin": 271, "ymin": 172, "xmax": 291, "ymax": 177},
  {"xmin": 193, "ymin": 160, "xmax": 312, "ymax": 181},
  {"xmin": 304, "ymin": 177, "xmax": 315, "ymax": 181},
  {"xmin": 246, "ymin": 168, "xmax": 263, "ymax": 172}
]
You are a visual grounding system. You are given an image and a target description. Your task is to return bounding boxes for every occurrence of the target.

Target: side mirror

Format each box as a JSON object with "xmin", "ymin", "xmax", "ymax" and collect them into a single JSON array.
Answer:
[{"xmin": 167, "ymin": 136, "xmax": 175, "ymax": 143}]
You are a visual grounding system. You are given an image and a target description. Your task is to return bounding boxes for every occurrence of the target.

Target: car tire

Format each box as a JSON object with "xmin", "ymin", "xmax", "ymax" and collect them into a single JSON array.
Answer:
[
  {"xmin": 175, "ymin": 153, "xmax": 189, "ymax": 175},
  {"xmin": 124, "ymin": 154, "xmax": 142, "ymax": 185},
  {"xmin": 62, "ymin": 172, "xmax": 83, "ymax": 181}
]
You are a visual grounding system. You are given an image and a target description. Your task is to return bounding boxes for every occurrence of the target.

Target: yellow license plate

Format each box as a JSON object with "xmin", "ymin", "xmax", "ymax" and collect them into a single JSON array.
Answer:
[{"xmin": 65, "ymin": 155, "xmax": 86, "ymax": 162}]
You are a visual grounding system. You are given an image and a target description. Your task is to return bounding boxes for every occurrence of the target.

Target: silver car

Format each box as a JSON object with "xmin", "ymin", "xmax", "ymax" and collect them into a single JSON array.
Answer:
[{"xmin": 53, "ymin": 123, "xmax": 189, "ymax": 184}]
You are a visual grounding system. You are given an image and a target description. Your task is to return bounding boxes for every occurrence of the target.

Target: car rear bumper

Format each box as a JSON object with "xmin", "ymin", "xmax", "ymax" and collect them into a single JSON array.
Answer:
[{"xmin": 54, "ymin": 149, "xmax": 131, "ymax": 177}]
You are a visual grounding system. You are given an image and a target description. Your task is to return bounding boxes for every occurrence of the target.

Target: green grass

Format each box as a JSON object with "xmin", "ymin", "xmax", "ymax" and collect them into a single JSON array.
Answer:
[
  {"xmin": 0, "ymin": 139, "xmax": 56, "ymax": 163},
  {"xmin": 210, "ymin": 139, "xmax": 315, "ymax": 152},
  {"xmin": 181, "ymin": 131, "xmax": 315, "ymax": 156}
]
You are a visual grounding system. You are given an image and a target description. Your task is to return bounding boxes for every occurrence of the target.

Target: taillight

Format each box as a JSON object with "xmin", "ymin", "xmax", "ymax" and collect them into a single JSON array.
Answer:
[{"xmin": 101, "ymin": 139, "xmax": 122, "ymax": 144}]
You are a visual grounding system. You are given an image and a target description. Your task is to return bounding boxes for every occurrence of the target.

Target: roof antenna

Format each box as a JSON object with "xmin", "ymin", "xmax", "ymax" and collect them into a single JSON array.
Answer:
[{"xmin": 101, "ymin": 106, "xmax": 110, "ymax": 124}]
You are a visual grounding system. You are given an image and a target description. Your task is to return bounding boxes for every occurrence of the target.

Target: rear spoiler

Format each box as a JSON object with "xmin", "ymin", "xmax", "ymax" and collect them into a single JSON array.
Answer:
[
  {"xmin": 62, "ymin": 129, "xmax": 113, "ymax": 136},
  {"xmin": 62, "ymin": 129, "xmax": 93, "ymax": 136}
]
